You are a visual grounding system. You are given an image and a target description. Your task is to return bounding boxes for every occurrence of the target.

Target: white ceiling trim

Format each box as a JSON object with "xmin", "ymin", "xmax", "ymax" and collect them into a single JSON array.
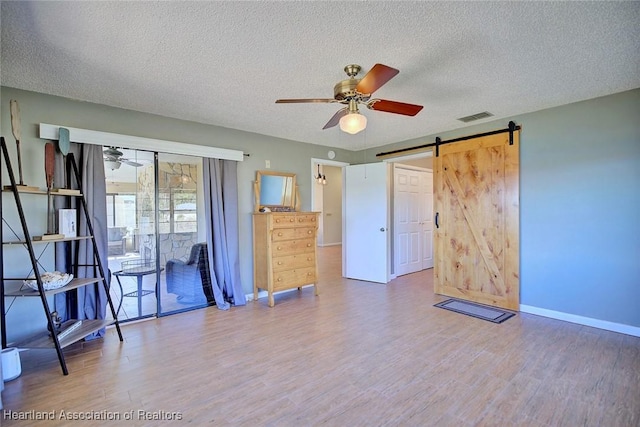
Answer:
[{"xmin": 39, "ymin": 123, "xmax": 244, "ymax": 162}]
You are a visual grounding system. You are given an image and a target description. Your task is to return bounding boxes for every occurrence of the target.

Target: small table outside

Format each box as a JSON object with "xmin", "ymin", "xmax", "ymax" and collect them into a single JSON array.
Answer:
[{"xmin": 113, "ymin": 260, "xmax": 163, "ymax": 317}]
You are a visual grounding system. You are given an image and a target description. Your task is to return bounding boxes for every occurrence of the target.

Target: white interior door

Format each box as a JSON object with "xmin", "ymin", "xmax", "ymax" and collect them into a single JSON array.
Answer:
[
  {"xmin": 394, "ymin": 166, "xmax": 423, "ymax": 276},
  {"xmin": 343, "ymin": 162, "xmax": 389, "ymax": 283},
  {"xmin": 421, "ymin": 170, "xmax": 434, "ymax": 269}
]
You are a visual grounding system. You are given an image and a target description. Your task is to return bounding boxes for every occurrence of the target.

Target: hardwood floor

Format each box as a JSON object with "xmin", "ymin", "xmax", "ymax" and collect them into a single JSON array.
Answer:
[{"xmin": 2, "ymin": 246, "xmax": 639, "ymax": 426}]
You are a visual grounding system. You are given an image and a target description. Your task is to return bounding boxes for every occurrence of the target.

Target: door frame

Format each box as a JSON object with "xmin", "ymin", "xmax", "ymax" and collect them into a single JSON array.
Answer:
[
  {"xmin": 310, "ymin": 157, "xmax": 350, "ymax": 247},
  {"xmin": 392, "ymin": 163, "xmax": 434, "ymax": 277},
  {"xmin": 384, "ymin": 151, "xmax": 434, "ymax": 279}
]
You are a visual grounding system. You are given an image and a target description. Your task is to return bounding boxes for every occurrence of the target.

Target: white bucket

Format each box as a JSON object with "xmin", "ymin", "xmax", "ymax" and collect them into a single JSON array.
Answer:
[{"xmin": 1, "ymin": 347, "xmax": 22, "ymax": 381}]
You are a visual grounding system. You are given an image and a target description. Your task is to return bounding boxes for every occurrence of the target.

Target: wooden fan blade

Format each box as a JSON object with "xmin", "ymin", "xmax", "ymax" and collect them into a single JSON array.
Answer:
[
  {"xmin": 276, "ymin": 98, "xmax": 336, "ymax": 104},
  {"xmin": 368, "ymin": 99, "xmax": 423, "ymax": 116},
  {"xmin": 356, "ymin": 64, "xmax": 399, "ymax": 95},
  {"xmin": 323, "ymin": 108, "xmax": 348, "ymax": 129}
]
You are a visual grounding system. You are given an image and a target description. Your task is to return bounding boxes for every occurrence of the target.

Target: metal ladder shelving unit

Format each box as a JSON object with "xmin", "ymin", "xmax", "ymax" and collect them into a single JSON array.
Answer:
[{"xmin": 0, "ymin": 136, "xmax": 123, "ymax": 375}]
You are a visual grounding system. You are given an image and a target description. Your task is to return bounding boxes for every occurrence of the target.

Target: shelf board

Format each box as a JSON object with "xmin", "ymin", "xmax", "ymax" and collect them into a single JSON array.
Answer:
[
  {"xmin": 4, "ymin": 277, "xmax": 104, "ymax": 297},
  {"xmin": 2, "ymin": 188, "xmax": 83, "ymax": 196},
  {"xmin": 3, "ymin": 235, "xmax": 93, "ymax": 245},
  {"xmin": 2, "ymin": 186, "xmax": 44, "ymax": 194},
  {"xmin": 15, "ymin": 319, "xmax": 114, "ymax": 349}
]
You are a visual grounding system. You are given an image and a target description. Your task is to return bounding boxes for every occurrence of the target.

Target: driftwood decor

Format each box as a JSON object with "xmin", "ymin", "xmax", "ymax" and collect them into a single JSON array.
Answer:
[
  {"xmin": 41, "ymin": 142, "xmax": 63, "ymax": 240},
  {"xmin": 5, "ymin": 100, "xmax": 38, "ymax": 191}
]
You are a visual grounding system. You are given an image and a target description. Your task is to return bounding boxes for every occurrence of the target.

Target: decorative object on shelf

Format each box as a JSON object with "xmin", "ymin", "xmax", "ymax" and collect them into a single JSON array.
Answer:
[
  {"xmin": 57, "ymin": 127, "xmax": 70, "ymax": 189},
  {"xmin": 56, "ymin": 320, "xmax": 82, "ymax": 340},
  {"xmin": 315, "ymin": 164, "xmax": 327, "ymax": 185},
  {"xmin": 47, "ymin": 311, "xmax": 62, "ymax": 334},
  {"xmin": 58, "ymin": 209, "xmax": 77, "ymax": 238},
  {"xmin": 23, "ymin": 271, "xmax": 73, "ymax": 291},
  {"xmin": 6, "ymin": 100, "xmax": 38, "ymax": 191},
  {"xmin": 45, "ymin": 142, "xmax": 55, "ymax": 191},
  {"xmin": 10, "ymin": 100, "xmax": 24, "ymax": 186},
  {"xmin": 42, "ymin": 143, "xmax": 64, "ymax": 240}
]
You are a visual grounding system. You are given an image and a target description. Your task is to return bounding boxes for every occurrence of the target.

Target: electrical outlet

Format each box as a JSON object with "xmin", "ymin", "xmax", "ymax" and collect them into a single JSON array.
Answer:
[{"xmin": 265, "ymin": 160, "xmax": 270, "ymax": 168}]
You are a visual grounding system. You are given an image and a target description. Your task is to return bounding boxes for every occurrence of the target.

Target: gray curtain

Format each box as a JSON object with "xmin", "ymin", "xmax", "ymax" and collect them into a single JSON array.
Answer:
[
  {"xmin": 54, "ymin": 143, "xmax": 109, "ymax": 339},
  {"xmin": 202, "ymin": 158, "xmax": 246, "ymax": 309}
]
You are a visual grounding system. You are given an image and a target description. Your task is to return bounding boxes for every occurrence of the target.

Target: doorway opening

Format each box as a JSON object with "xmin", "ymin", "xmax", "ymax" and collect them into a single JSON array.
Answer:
[{"xmin": 311, "ymin": 158, "xmax": 349, "ymax": 248}]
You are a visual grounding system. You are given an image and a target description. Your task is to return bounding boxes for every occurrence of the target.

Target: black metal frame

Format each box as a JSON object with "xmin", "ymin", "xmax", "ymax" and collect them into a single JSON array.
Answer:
[
  {"xmin": 376, "ymin": 121, "xmax": 521, "ymax": 158},
  {"xmin": 0, "ymin": 137, "xmax": 123, "ymax": 375}
]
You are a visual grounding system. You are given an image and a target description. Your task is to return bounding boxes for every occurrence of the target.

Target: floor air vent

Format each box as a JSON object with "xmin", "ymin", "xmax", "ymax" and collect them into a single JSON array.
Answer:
[{"xmin": 457, "ymin": 111, "xmax": 494, "ymax": 123}]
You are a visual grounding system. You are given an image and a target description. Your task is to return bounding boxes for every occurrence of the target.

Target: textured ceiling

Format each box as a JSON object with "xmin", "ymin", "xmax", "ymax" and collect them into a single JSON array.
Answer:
[{"xmin": 2, "ymin": 1, "xmax": 639, "ymax": 150}]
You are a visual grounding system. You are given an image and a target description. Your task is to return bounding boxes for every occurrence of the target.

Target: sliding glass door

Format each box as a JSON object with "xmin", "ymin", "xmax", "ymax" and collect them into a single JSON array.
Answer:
[
  {"xmin": 105, "ymin": 148, "xmax": 209, "ymax": 322},
  {"xmin": 156, "ymin": 151, "xmax": 208, "ymax": 315}
]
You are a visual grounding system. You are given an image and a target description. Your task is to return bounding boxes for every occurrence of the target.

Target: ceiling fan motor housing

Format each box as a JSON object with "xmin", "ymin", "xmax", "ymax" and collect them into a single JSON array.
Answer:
[{"xmin": 333, "ymin": 79, "xmax": 370, "ymax": 102}]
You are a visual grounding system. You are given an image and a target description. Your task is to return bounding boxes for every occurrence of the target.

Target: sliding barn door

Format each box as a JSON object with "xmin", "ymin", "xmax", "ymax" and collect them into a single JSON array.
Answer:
[{"xmin": 434, "ymin": 131, "xmax": 519, "ymax": 310}]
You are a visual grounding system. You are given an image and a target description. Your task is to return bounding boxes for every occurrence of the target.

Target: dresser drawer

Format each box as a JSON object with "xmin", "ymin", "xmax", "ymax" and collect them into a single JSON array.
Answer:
[
  {"xmin": 272, "ymin": 213, "xmax": 318, "ymax": 228},
  {"xmin": 272, "ymin": 227, "xmax": 315, "ymax": 241},
  {"xmin": 272, "ymin": 215, "xmax": 298, "ymax": 228},
  {"xmin": 272, "ymin": 253, "xmax": 315, "ymax": 272},
  {"xmin": 273, "ymin": 267, "xmax": 316, "ymax": 290},
  {"xmin": 294, "ymin": 214, "xmax": 317, "ymax": 227},
  {"xmin": 272, "ymin": 238, "xmax": 315, "ymax": 256}
]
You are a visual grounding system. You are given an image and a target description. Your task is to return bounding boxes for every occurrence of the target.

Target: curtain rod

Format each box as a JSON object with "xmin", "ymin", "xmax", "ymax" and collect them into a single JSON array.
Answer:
[{"xmin": 376, "ymin": 121, "xmax": 520, "ymax": 158}]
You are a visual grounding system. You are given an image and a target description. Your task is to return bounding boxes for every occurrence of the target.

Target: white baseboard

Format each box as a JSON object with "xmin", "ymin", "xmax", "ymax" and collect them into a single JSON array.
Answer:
[
  {"xmin": 246, "ymin": 285, "xmax": 315, "ymax": 302},
  {"xmin": 520, "ymin": 304, "xmax": 640, "ymax": 337}
]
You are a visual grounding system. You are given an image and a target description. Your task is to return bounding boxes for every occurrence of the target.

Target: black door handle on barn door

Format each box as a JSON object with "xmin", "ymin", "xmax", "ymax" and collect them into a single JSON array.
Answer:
[{"xmin": 435, "ymin": 212, "xmax": 439, "ymax": 229}]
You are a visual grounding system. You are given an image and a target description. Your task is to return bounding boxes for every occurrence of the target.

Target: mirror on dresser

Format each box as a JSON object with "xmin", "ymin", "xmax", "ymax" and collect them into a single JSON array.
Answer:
[{"xmin": 254, "ymin": 170, "xmax": 299, "ymax": 212}]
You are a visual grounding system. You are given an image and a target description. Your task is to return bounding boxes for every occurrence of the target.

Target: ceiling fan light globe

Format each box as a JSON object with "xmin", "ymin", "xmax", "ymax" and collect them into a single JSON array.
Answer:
[
  {"xmin": 339, "ymin": 113, "xmax": 367, "ymax": 134},
  {"xmin": 104, "ymin": 160, "xmax": 121, "ymax": 170}
]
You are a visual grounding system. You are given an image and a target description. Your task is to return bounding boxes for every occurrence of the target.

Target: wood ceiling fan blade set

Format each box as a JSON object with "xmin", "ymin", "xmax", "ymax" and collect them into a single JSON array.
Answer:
[{"xmin": 275, "ymin": 63, "xmax": 423, "ymax": 133}]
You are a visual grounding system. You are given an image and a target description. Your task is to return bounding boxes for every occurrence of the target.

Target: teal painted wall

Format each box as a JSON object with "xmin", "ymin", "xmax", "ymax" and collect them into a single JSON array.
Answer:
[{"xmin": 371, "ymin": 89, "xmax": 640, "ymax": 328}]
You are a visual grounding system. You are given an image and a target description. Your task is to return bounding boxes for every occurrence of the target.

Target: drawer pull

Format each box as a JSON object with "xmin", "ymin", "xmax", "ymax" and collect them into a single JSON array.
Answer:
[
  {"xmin": 307, "ymin": 230, "xmax": 312, "ymax": 234},
  {"xmin": 290, "ymin": 218, "xmax": 294, "ymax": 222},
  {"xmin": 306, "ymin": 243, "xmax": 311, "ymax": 247},
  {"xmin": 277, "ymin": 277, "xmax": 282, "ymax": 282},
  {"xmin": 277, "ymin": 261, "xmax": 283, "ymax": 265},
  {"xmin": 307, "ymin": 257, "xmax": 312, "ymax": 261},
  {"xmin": 277, "ymin": 232, "xmax": 283, "ymax": 236},
  {"xmin": 275, "ymin": 219, "xmax": 281, "ymax": 223},
  {"xmin": 277, "ymin": 246, "xmax": 282, "ymax": 250}
]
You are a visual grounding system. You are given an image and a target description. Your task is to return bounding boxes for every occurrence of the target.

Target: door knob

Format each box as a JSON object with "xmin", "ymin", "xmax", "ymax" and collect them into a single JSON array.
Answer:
[{"xmin": 380, "ymin": 227, "xmax": 386, "ymax": 232}]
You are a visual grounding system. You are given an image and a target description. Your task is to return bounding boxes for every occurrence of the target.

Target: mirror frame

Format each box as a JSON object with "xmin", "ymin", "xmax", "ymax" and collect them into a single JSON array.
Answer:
[{"xmin": 254, "ymin": 170, "xmax": 299, "ymax": 212}]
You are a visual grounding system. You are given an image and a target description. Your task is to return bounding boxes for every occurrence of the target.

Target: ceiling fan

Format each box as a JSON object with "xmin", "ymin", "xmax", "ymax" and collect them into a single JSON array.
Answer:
[
  {"xmin": 276, "ymin": 63, "xmax": 423, "ymax": 134},
  {"xmin": 103, "ymin": 147, "xmax": 144, "ymax": 169}
]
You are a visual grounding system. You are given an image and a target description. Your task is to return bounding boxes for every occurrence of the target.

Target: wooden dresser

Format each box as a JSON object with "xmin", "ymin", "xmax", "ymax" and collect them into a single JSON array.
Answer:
[{"xmin": 252, "ymin": 211, "xmax": 319, "ymax": 306}]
